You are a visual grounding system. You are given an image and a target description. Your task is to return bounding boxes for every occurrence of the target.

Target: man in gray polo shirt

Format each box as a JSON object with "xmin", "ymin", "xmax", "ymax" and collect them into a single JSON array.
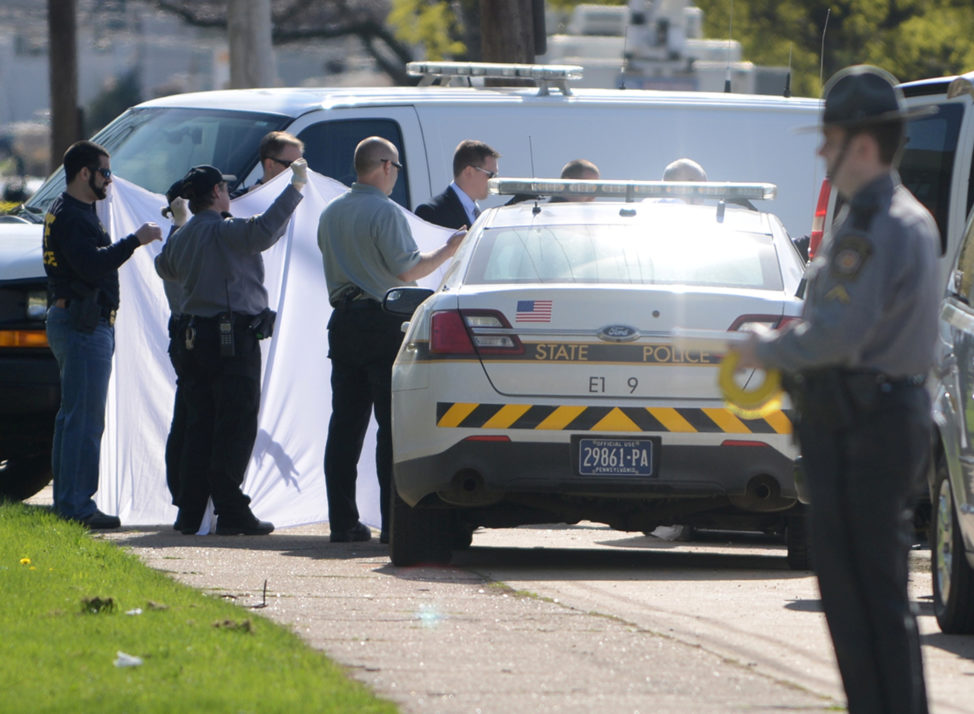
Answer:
[{"xmin": 318, "ymin": 136, "xmax": 464, "ymax": 543}]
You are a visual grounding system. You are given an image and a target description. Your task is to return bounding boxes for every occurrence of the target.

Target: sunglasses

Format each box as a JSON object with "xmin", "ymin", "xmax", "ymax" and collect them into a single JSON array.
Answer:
[
  {"xmin": 472, "ymin": 165, "xmax": 497, "ymax": 179},
  {"xmin": 269, "ymin": 156, "xmax": 294, "ymax": 168},
  {"xmin": 90, "ymin": 166, "xmax": 112, "ymax": 179},
  {"xmin": 382, "ymin": 158, "xmax": 404, "ymax": 170}
]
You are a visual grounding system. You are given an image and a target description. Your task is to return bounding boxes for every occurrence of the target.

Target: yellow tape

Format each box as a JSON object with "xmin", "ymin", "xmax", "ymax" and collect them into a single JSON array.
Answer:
[{"xmin": 718, "ymin": 350, "xmax": 784, "ymax": 418}]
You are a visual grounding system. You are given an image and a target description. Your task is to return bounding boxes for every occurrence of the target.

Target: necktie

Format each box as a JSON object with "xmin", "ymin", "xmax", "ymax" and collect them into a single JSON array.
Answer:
[{"xmin": 473, "ymin": 204, "xmax": 481, "ymax": 220}]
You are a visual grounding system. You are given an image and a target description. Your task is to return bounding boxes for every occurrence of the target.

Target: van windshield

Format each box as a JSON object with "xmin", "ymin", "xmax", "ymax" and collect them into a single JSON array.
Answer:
[
  {"xmin": 18, "ymin": 107, "xmax": 289, "ymax": 223},
  {"xmin": 901, "ymin": 103, "xmax": 963, "ymax": 254}
]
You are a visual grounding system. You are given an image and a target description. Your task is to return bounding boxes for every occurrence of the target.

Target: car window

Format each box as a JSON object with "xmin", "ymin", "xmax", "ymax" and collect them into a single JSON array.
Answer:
[
  {"xmin": 297, "ymin": 119, "xmax": 410, "ymax": 209},
  {"xmin": 901, "ymin": 103, "xmax": 963, "ymax": 255},
  {"xmin": 465, "ymin": 223, "xmax": 782, "ymax": 290},
  {"xmin": 24, "ymin": 107, "xmax": 290, "ymax": 217}
]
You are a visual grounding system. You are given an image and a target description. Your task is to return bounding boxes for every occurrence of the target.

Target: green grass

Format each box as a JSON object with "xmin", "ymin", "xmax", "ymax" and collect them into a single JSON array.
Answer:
[{"xmin": 0, "ymin": 502, "xmax": 398, "ymax": 714}]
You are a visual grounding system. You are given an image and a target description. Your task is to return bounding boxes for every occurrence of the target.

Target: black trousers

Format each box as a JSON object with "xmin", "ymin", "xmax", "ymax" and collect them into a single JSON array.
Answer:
[
  {"xmin": 165, "ymin": 315, "xmax": 189, "ymax": 508},
  {"xmin": 797, "ymin": 376, "xmax": 929, "ymax": 714},
  {"xmin": 324, "ymin": 301, "xmax": 404, "ymax": 533},
  {"xmin": 177, "ymin": 316, "xmax": 261, "ymax": 526}
]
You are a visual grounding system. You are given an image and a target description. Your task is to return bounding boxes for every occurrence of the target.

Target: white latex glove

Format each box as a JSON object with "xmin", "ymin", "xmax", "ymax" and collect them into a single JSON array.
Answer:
[
  {"xmin": 290, "ymin": 158, "xmax": 308, "ymax": 189},
  {"xmin": 169, "ymin": 197, "xmax": 189, "ymax": 227}
]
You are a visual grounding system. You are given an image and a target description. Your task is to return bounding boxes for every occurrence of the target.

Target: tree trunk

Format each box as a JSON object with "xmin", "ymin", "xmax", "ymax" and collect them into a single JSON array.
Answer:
[
  {"xmin": 48, "ymin": 0, "xmax": 80, "ymax": 171},
  {"xmin": 228, "ymin": 0, "xmax": 276, "ymax": 89},
  {"xmin": 480, "ymin": 0, "xmax": 536, "ymax": 64}
]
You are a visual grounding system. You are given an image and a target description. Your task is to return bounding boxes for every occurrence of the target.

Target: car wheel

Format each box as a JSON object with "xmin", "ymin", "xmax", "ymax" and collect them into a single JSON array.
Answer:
[
  {"xmin": 389, "ymin": 488, "xmax": 452, "ymax": 567},
  {"xmin": 0, "ymin": 450, "xmax": 52, "ymax": 501},
  {"xmin": 786, "ymin": 506, "xmax": 811, "ymax": 571},
  {"xmin": 931, "ymin": 457, "xmax": 974, "ymax": 633}
]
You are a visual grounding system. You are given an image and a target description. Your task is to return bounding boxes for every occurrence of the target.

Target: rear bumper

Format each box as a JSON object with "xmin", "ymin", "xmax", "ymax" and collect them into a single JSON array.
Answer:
[{"xmin": 394, "ymin": 438, "xmax": 798, "ymax": 512}]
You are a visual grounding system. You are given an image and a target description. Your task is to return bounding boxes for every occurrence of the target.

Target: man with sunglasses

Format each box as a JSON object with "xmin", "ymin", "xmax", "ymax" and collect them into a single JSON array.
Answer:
[
  {"xmin": 415, "ymin": 139, "xmax": 500, "ymax": 229},
  {"xmin": 232, "ymin": 131, "xmax": 304, "ymax": 198},
  {"xmin": 42, "ymin": 140, "xmax": 162, "ymax": 528},
  {"xmin": 318, "ymin": 136, "xmax": 464, "ymax": 543}
]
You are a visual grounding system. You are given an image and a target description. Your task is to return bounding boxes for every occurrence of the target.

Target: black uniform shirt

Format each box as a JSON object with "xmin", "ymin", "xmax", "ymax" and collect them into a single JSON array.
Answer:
[{"xmin": 42, "ymin": 191, "xmax": 139, "ymax": 309}]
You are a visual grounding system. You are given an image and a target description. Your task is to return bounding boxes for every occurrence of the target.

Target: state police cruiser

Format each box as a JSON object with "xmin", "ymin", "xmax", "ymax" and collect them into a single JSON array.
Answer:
[
  {"xmin": 732, "ymin": 65, "xmax": 938, "ymax": 714},
  {"xmin": 155, "ymin": 160, "xmax": 306, "ymax": 536}
]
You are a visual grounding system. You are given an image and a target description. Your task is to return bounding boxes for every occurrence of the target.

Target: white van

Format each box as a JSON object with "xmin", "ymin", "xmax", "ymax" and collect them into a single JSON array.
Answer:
[{"xmin": 0, "ymin": 62, "xmax": 823, "ymax": 500}]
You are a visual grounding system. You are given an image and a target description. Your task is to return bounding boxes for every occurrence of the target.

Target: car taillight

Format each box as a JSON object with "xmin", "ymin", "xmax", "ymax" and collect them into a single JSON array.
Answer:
[
  {"xmin": 430, "ymin": 309, "xmax": 526, "ymax": 356},
  {"xmin": 430, "ymin": 311, "xmax": 476, "ymax": 354},
  {"xmin": 728, "ymin": 314, "xmax": 799, "ymax": 332},
  {"xmin": 809, "ymin": 179, "xmax": 831, "ymax": 260}
]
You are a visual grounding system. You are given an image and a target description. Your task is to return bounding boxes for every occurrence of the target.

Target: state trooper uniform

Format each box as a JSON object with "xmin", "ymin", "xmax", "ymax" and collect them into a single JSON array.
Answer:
[
  {"xmin": 155, "ymin": 165, "xmax": 303, "ymax": 535},
  {"xmin": 751, "ymin": 66, "xmax": 938, "ymax": 713}
]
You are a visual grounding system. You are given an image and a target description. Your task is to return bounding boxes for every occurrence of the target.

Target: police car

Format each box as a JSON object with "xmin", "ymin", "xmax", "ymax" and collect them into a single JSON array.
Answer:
[{"xmin": 386, "ymin": 178, "xmax": 808, "ymax": 567}]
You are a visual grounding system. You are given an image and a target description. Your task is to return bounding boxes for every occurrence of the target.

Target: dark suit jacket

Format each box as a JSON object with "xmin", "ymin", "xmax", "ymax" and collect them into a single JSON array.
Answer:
[{"xmin": 415, "ymin": 186, "xmax": 470, "ymax": 229}]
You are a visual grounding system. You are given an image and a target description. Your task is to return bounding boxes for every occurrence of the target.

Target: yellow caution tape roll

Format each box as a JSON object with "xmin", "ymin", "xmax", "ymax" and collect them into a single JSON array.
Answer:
[{"xmin": 718, "ymin": 350, "xmax": 784, "ymax": 418}]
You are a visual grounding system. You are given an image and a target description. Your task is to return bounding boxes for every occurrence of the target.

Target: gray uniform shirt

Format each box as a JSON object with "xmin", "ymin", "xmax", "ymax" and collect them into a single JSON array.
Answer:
[
  {"xmin": 756, "ymin": 171, "xmax": 939, "ymax": 377},
  {"xmin": 155, "ymin": 184, "xmax": 302, "ymax": 317},
  {"xmin": 318, "ymin": 182, "xmax": 421, "ymax": 304}
]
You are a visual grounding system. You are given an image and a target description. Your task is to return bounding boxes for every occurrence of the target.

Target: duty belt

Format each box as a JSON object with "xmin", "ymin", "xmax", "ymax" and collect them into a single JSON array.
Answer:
[{"xmin": 331, "ymin": 285, "xmax": 380, "ymax": 309}]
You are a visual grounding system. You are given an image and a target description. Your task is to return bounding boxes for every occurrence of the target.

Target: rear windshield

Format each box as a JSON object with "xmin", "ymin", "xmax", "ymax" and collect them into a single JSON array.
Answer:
[
  {"xmin": 465, "ymin": 223, "xmax": 783, "ymax": 290},
  {"xmin": 900, "ymin": 103, "xmax": 964, "ymax": 254},
  {"xmin": 20, "ymin": 107, "xmax": 289, "ymax": 220}
]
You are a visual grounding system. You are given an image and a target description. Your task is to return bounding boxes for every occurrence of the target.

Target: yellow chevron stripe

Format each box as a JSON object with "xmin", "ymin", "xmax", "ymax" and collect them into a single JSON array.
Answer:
[
  {"xmin": 591, "ymin": 407, "xmax": 641, "ymax": 432},
  {"xmin": 702, "ymin": 407, "xmax": 749, "ymax": 434},
  {"xmin": 762, "ymin": 409, "xmax": 793, "ymax": 434},
  {"xmin": 483, "ymin": 403, "xmax": 533, "ymax": 429},
  {"xmin": 647, "ymin": 407, "xmax": 696, "ymax": 432},
  {"xmin": 438, "ymin": 402, "xmax": 479, "ymax": 427},
  {"xmin": 536, "ymin": 405, "xmax": 587, "ymax": 430}
]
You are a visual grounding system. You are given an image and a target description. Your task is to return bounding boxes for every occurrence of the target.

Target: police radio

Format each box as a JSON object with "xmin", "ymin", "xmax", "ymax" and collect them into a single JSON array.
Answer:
[{"xmin": 219, "ymin": 280, "xmax": 235, "ymax": 357}]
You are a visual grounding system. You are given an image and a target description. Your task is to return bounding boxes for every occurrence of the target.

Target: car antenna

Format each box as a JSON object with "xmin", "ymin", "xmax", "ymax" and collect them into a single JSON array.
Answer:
[
  {"xmin": 724, "ymin": 0, "xmax": 733, "ymax": 93},
  {"xmin": 819, "ymin": 8, "xmax": 831, "ymax": 86},
  {"xmin": 783, "ymin": 45, "xmax": 792, "ymax": 98},
  {"xmin": 528, "ymin": 136, "xmax": 542, "ymax": 215}
]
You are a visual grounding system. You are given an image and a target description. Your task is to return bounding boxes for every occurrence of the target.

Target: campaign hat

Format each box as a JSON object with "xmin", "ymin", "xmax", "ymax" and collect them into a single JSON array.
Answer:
[{"xmin": 799, "ymin": 64, "xmax": 934, "ymax": 132}]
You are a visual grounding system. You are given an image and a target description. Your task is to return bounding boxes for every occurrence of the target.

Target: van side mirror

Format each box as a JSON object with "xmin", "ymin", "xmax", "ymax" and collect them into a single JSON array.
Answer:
[{"xmin": 383, "ymin": 287, "xmax": 434, "ymax": 317}]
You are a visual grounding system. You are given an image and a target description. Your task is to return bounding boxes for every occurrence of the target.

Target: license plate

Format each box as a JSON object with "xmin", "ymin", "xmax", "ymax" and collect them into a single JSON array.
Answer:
[{"xmin": 576, "ymin": 437, "xmax": 656, "ymax": 476}]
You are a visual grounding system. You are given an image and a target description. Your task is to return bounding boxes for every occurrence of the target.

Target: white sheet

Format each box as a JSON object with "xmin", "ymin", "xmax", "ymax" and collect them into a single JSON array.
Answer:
[{"xmin": 94, "ymin": 171, "xmax": 453, "ymax": 530}]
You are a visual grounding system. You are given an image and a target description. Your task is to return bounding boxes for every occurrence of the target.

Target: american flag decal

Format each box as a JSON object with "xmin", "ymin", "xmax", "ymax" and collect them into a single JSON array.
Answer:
[{"xmin": 516, "ymin": 299, "xmax": 552, "ymax": 323}]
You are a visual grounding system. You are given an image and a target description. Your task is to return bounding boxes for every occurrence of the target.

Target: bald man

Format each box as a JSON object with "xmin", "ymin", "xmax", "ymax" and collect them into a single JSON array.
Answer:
[{"xmin": 317, "ymin": 136, "xmax": 464, "ymax": 543}]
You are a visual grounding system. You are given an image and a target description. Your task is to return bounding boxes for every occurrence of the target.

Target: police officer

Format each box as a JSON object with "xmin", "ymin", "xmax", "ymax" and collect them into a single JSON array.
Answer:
[
  {"xmin": 43, "ymin": 140, "xmax": 162, "ymax": 528},
  {"xmin": 732, "ymin": 65, "xmax": 937, "ymax": 713},
  {"xmin": 155, "ymin": 160, "xmax": 306, "ymax": 535}
]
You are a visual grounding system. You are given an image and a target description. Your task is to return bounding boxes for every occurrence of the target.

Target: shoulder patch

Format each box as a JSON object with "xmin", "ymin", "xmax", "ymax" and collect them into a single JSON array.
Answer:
[{"xmin": 830, "ymin": 233, "xmax": 873, "ymax": 281}]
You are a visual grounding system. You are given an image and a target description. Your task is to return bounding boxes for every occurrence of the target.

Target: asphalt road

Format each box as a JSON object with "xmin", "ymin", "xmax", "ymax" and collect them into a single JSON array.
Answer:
[{"xmin": 95, "ymin": 519, "xmax": 974, "ymax": 714}]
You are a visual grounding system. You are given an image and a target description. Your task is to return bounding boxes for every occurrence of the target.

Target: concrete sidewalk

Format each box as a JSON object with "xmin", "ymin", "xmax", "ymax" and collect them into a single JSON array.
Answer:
[{"xmin": 94, "ymin": 520, "xmax": 830, "ymax": 713}]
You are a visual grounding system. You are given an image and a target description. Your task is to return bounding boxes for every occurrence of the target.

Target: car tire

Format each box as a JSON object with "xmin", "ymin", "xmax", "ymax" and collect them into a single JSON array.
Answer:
[
  {"xmin": 786, "ymin": 506, "xmax": 811, "ymax": 571},
  {"xmin": 389, "ymin": 488, "xmax": 453, "ymax": 567},
  {"xmin": 931, "ymin": 457, "xmax": 974, "ymax": 634},
  {"xmin": 0, "ymin": 450, "xmax": 52, "ymax": 502}
]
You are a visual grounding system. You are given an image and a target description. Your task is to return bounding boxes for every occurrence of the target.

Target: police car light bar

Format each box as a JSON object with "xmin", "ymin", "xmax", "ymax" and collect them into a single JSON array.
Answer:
[
  {"xmin": 407, "ymin": 62, "xmax": 584, "ymax": 96},
  {"xmin": 488, "ymin": 178, "xmax": 777, "ymax": 203}
]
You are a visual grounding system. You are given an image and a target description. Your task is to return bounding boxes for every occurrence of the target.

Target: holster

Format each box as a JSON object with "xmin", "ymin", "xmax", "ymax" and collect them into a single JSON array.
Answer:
[
  {"xmin": 248, "ymin": 307, "xmax": 277, "ymax": 340},
  {"xmin": 67, "ymin": 282, "xmax": 102, "ymax": 333}
]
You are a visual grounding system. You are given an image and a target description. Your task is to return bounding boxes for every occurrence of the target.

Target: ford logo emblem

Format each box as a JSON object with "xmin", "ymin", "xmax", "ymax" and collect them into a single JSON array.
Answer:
[{"xmin": 597, "ymin": 325, "xmax": 638, "ymax": 342}]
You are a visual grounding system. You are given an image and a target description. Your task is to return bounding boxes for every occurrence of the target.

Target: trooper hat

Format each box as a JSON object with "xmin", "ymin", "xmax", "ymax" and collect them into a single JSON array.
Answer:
[
  {"xmin": 799, "ymin": 64, "xmax": 933, "ymax": 132},
  {"xmin": 177, "ymin": 165, "xmax": 235, "ymax": 199}
]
